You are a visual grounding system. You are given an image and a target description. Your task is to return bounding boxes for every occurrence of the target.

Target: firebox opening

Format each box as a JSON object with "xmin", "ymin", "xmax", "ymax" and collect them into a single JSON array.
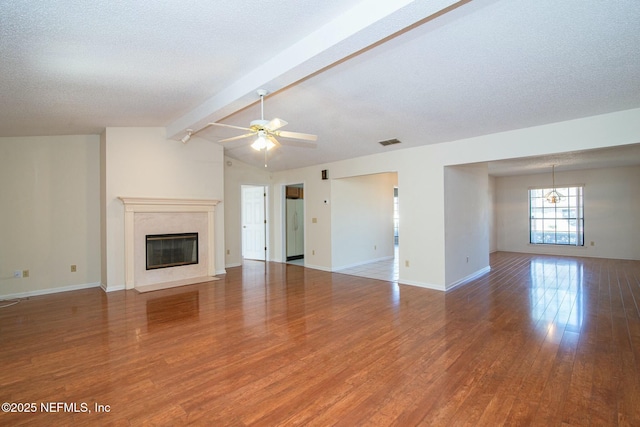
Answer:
[{"xmin": 146, "ymin": 233, "xmax": 198, "ymax": 270}]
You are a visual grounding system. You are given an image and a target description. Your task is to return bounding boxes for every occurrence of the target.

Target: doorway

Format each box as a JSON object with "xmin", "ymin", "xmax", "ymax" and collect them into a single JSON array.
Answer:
[
  {"xmin": 241, "ymin": 185, "xmax": 267, "ymax": 261},
  {"xmin": 285, "ymin": 184, "xmax": 304, "ymax": 264},
  {"xmin": 332, "ymin": 173, "xmax": 399, "ymax": 282}
]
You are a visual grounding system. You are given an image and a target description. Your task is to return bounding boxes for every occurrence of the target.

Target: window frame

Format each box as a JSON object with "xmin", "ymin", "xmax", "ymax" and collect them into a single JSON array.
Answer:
[{"xmin": 528, "ymin": 185, "xmax": 584, "ymax": 246}]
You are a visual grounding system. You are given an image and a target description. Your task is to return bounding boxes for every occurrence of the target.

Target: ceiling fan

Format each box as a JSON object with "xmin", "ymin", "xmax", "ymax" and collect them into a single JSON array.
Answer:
[
  {"xmin": 180, "ymin": 89, "xmax": 317, "ymax": 167},
  {"xmin": 210, "ymin": 89, "xmax": 318, "ymax": 153}
]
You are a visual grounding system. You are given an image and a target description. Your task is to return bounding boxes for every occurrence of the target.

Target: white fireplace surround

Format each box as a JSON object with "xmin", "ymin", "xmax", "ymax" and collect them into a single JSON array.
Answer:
[{"xmin": 119, "ymin": 197, "xmax": 220, "ymax": 290}]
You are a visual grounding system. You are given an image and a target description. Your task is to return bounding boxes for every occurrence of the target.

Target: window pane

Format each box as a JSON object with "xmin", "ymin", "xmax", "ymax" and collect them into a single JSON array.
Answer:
[
  {"xmin": 529, "ymin": 185, "xmax": 584, "ymax": 246},
  {"xmin": 531, "ymin": 219, "xmax": 544, "ymax": 243},
  {"xmin": 531, "ymin": 197, "xmax": 543, "ymax": 209},
  {"xmin": 531, "ymin": 207, "xmax": 544, "ymax": 219},
  {"xmin": 544, "ymin": 230, "xmax": 556, "ymax": 244}
]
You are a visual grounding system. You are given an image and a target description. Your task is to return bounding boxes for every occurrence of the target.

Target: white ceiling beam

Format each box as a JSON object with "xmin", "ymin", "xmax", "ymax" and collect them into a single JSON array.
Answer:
[{"xmin": 166, "ymin": 0, "xmax": 468, "ymax": 139}]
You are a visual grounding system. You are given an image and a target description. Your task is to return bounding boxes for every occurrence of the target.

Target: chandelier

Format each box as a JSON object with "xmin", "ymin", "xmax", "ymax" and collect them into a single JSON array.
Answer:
[{"xmin": 544, "ymin": 165, "xmax": 563, "ymax": 204}]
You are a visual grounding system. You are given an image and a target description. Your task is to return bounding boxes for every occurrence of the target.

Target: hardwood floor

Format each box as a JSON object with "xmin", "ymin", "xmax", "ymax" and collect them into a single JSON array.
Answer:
[{"xmin": 1, "ymin": 252, "xmax": 639, "ymax": 426}]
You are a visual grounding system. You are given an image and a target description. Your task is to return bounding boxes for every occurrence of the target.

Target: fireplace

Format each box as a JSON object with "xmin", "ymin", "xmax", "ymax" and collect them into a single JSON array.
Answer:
[
  {"xmin": 119, "ymin": 197, "xmax": 220, "ymax": 291},
  {"xmin": 146, "ymin": 233, "xmax": 198, "ymax": 270}
]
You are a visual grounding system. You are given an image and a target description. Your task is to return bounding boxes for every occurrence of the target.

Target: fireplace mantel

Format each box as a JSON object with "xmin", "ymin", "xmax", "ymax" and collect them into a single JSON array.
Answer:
[
  {"xmin": 119, "ymin": 197, "xmax": 220, "ymax": 210},
  {"xmin": 119, "ymin": 197, "xmax": 220, "ymax": 290}
]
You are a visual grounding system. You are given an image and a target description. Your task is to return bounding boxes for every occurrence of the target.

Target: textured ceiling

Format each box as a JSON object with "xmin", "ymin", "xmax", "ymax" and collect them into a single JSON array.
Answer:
[
  {"xmin": 487, "ymin": 143, "xmax": 640, "ymax": 176},
  {"xmin": 1, "ymin": 0, "xmax": 640, "ymax": 172},
  {"xmin": 0, "ymin": 0, "xmax": 361, "ymax": 134}
]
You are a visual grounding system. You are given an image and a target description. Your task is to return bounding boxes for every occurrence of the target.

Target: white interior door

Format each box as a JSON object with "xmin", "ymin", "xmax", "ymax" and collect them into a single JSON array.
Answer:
[{"xmin": 242, "ymin": 185, "xmax": 266, "ymax": 260}]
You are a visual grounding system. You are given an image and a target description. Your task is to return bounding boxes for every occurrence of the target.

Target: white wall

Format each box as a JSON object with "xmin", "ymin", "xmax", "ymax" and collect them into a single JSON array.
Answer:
[
  {"xmin": 272, "ymin": 148, "xmax": 446, "ymax": 285},
  {"xmin": 0, "ymin": 135, "xmax": 101, "ymax": 298},
  {"xmin": 444, "ymin": 164, "xmax": 490, "ymax": 288},
  {"xmin": 2, "ymin": 109, "xmax": 638, "ymax": 297},
  {"xmin": 223, "ymin": 156, "xmax": 271, "ymax": 267},
  {"xmin": 268, "ymin": 108, "xmax": 640, "ymax": 290},
  {"xmin": 270, "ymin": 165, "xmax": 334, "ymax": 269},
  {"xmin": 331, "ymin": 173, "xmax": 397, "ymax": 270},
  {"xmin": 101, "ymin": 129, "xmax": 225, "ymax": 291},
  {"xmin": 488, "ymin": 175, "xmax": 498, "ymax": 253},
  {"xmin": 496, "ymin": 165, "xmax": 640, "ymax": 260}
]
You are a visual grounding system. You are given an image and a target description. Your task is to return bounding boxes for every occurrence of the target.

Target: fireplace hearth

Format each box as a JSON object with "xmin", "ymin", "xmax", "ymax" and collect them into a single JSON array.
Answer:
[{"xmin": 118, "ymin": 197, "xmax": 220, "ymax": 291}]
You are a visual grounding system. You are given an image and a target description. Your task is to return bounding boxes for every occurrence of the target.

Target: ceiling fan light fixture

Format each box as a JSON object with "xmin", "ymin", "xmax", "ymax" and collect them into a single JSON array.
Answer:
[
  {"xmin": 251, "ymin": 131, "xmax": 274, "ymax": 151},
  {"xmin": 203, "ymin": 89, "xmax": 316, "ymax": 168}
]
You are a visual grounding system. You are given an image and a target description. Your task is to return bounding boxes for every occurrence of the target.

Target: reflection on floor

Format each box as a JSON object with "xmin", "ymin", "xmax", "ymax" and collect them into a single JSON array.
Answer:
[
  {"xmin": 287, "ymin": 258, "xmax": 304, "ymax": 266},
  {"xmin": 2, "ymin": 253, "xmax": 640, "ymax": 424},
  {"xmin": 336, "ymin": 246, "xmax": 399, "ymax": 282}
]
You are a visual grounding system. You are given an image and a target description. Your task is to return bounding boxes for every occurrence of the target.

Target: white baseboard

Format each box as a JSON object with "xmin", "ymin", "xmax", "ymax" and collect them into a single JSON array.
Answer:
[
  {"xmin": 446, "ymin": 266, "xmax": 491, "ymax": 291},
  {"xmin": 333, "ymin": 255, "xmax": 394, "ymax": 271},
  {"xmin": 1, "ymin": 282, "xmax": 102, "ymax": 300},
  {"xmin": 301, "ymin": 263, "xmax": 332, "ymax": 272},
  {"xmin": 398, "ymin": 279, "xmax": 446, "ymax": 292},
  {"xmin": 102, "ymin": 283, "xmax": 125, "ymax": 293},
  {"xmin": 397, "ymin": 266, "xmax": 491, "ymax": 292}
]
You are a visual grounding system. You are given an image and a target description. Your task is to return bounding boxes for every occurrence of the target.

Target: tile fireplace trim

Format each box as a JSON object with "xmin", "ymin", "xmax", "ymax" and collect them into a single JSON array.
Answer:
[{"xmin": 119, "ymin": 197, "xmax": 221, "ymax": 290}]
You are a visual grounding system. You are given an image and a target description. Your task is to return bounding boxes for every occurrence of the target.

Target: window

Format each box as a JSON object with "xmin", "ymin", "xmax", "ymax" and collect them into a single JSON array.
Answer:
[{"xmin": 529, "ymin": 186, "xmax": 584, "ymax": 246}]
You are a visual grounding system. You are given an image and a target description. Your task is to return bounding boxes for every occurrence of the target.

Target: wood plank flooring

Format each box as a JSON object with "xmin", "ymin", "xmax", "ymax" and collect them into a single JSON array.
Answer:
[{"xmin": 1, "ymin": 252, "xmax": 639, "ymax": 426}]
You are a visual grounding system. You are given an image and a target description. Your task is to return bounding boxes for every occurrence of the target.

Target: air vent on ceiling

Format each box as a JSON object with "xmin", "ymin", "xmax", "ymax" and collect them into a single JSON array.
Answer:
[{"xmin": 378, "ymin": 138, "xmax": 401, "ymax": 147}]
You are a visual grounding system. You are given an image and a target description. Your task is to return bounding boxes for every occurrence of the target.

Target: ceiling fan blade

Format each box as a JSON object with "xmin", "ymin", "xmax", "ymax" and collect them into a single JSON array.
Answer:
[
  {"xmin": 276, "ymin": 130, "xmax": 318, "ymax": 142},
  {"xmin": 266, "ymin": 118, "xmax": 288, "ymax": 131},
  {"xmin": 267, "ymin": 135, "xmax": 281, "ymax": 148},
  {"xmin": 218, "ymin": 133, "xmax": 255, "ymax": 143},
  {"xmin": 208, "ymin": 122, "xmax": 251, "ymax": 132}
]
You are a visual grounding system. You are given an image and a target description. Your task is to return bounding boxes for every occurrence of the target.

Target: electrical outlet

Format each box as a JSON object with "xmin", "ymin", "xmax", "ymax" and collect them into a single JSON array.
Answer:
[
  {"xmin": 22, "ymin": 269, "xmax": 29, "ymax": 278},
  {"xmin": 405, "ymin": 260, "xmax": 410, "ymax": 267},
  {"xmin": 71, "ymin": 265, "xmax": 77, "ymax": 272},
  {"xmin": 14, "ymin": 270, "xmax": 22, "ymax": 278},
  {"xmin": 226, "ymin": 249, "xmax": 230, "ymax": 255},
  {"xmin": 312, "ymin": 250, "xmax": 315, "ymax": 255}
]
